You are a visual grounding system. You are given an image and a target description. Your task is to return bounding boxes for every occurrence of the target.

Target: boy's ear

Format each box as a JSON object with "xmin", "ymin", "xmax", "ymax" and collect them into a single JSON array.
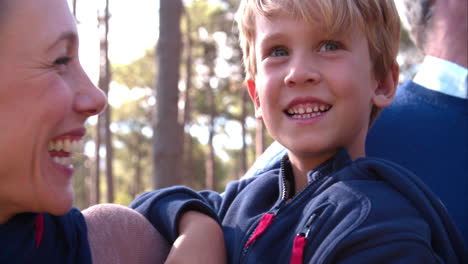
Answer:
[
  {"xmin": 372, "ymin": 62, "xmax": 399, "ymax": 108},
  {"xmin": 246, "ymin": 80, "xmax": 263, "ymax": 119}
]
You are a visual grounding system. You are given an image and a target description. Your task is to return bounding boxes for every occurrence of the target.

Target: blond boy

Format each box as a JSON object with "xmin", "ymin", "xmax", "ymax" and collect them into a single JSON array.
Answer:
[{"xmin": 132, "ymin": 0, "xmax": 466, "ymax": 263}]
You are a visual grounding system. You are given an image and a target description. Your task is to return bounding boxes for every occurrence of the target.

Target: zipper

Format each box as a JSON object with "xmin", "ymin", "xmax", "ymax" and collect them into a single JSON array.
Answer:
[
  {"xmin": 242, "ymin": 156, "xmax": 291, "ymax": 250},
  {"xmin": 280, "ymin": 155, "xmax": 291, "ymax": 200},
  {"xmin": 290, "ymin": 204, "xmax": 329, "ymax": 264},
  {"xmin": 240, "ymin": 156, "xmax": 290, "ymax": 262},
  {"xmin": 239, "ymin": 156, "xmax": 330, "ymax": 263},
  {"xmin": 243, "ymin": 201, "xmax": 285, "ymax": 248},
  {"xmin": 241, "ymin": 200, "xmax": 286, "ymax": 261},
  {"xmin": 290, "ymin": 213, "xmax": 317, "ymax": 264}
]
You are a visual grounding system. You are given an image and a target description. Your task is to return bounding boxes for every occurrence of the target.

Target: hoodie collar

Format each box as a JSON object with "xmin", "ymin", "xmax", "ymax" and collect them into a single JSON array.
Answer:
[{"xmin": 280, "ymin": 148, "xmax": 352, "ymax": 199}]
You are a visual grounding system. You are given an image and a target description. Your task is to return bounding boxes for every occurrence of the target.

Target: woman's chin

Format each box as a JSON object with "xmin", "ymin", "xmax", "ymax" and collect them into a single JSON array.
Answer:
[{"xmin": 41, "ymin": 184, "xmax": 75, "ymax": 216}]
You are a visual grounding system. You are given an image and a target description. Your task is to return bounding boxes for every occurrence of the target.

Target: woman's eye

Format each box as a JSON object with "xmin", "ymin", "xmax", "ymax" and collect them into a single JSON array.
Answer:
[
  {"xmin": 269, "ymin": 47, "xmax": 288, "ymax": 57},
  {"xmin": 319, "ymin": 41, "xmax": 340, "ymax": 52},
  {"xmin": 54, "ymin": 56, "xmax": 71, "ymax": 65}
]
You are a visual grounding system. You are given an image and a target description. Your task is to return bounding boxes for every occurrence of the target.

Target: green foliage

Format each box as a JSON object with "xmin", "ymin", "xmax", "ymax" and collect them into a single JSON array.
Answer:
[
  {"xmin": 112, "ymin": 98, "xmax": 153, "ymax": 203},
  {"xmin": 183, "ymin": 0, "xmax": 227, "ymax": 34},
  {"xmin": 181, "ymin": 0, "xmax": 256, "ymax": 189},
  {"xmin": 112, "ymin": 49, "xmax": 156, "ymax": 89}
]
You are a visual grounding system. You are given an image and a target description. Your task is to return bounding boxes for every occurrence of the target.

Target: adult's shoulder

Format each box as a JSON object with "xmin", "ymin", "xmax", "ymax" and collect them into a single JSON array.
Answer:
[{"xmin": 390, "ymin": 80, "xmax": 467, "ymax": 112}]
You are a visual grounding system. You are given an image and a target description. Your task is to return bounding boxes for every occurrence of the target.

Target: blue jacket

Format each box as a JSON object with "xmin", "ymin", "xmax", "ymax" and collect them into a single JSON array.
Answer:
[
  {"xmin": 0, "ymin": 208, "xmax": 92, "ymax": 264},
  {"xmin": 131, "ymin": 150, "xmax": 466, "ymax": 263},
  {"xmin": 367, "ymin": 81, "xmax": 468, "ymax": 241}
]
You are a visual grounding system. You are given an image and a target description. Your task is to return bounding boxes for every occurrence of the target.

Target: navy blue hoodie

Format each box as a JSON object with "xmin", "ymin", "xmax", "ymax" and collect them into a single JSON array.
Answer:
[
  {"xmin": 131, "ymin": 150, "xmax": 466, "ymax": 263},
  {"xmin": 0, "ymin": 208, "xmax": 92, "ymax": 264}
]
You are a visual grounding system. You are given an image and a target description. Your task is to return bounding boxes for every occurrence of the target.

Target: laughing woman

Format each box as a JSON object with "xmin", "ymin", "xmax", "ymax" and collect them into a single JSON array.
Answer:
[{"xmin": 0, "ymin": 0, "xmax": 169, "ymax": 263}]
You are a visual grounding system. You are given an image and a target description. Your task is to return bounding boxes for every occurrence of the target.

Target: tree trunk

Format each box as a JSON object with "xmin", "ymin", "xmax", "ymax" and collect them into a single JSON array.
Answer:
[
  {"xmin": 182, "ymin": 9, "xmax": 194, "ymax": 187},
  {"xmin": 104, "ymin": 107, "xmax": 114, "ymax": 202},
  {"xmin": 132, "ymin": 137, "xmax": 143, "ymax": 198},
  {"xmin": 204, "ymin": 42, "xmax": 217, "ymax": 190},
  {"xmin": 90, "ymin": 117, "xmax": 101, "ymax": 205},
  {"xmin": 72, "ymin": 0, "xmax": 77, "ymax": 18},
  {"xmin": 153, "ymin": 0, "xmax": 184, "ymax": 189},
  {"xmin": 205, "ymin": 85, "xmax": 216, "ymax": 190},
  {"xmin": 98, "ymin": 0, "xmax": 114, "ymax": 202}
]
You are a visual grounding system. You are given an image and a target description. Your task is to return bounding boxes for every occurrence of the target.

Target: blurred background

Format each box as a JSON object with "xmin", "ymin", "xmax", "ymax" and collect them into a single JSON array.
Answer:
[{"xmin": 69, "ymin": 0, "xmax": 423, "ymax": 209}]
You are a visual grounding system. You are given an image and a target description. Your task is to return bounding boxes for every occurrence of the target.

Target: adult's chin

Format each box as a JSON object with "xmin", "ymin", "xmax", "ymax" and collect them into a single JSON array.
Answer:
[
  {"xmin": 38, "ymin": 180, "xmax": 75, "ymax": 216},
  {"xmin": 51, "ymin": 185, "xmax": 75, "ymax": 216}
]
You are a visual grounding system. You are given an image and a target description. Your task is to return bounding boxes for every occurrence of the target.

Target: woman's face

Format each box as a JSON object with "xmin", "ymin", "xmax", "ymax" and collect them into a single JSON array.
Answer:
[{"xmin": 0, "ymin": 0, "xmax": 106, "ymax": 222}]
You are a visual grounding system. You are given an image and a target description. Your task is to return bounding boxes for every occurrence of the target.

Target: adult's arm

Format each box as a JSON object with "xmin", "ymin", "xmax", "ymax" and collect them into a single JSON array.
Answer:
[{"xmin": 83, "ymin": 204, "xmax": 170, "ymax": 264}]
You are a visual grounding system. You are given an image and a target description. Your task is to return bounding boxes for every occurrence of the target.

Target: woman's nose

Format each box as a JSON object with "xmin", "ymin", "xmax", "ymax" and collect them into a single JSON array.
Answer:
[{"xmin": 73, "ymin": 66, "xmax": 107, "ymax": 117}]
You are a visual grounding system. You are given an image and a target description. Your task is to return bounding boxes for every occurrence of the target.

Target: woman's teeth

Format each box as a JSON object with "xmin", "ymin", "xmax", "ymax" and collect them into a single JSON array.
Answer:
[
  {"xmin": 52, "ymin": 156, "xmax": 73, "ymax": 167},
  {"xmin": 48, "ymin": 139, "xmax": 83, "ymax": 152},
  {"xmin": 48, "ymin": 139, "xmax": 84, "ymax": 167}
]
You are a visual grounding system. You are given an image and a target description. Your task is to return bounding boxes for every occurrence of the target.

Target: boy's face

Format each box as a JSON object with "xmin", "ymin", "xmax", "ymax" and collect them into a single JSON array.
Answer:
[{"xmin": 247, "ymin": 13, "xmax": 396, "ymax": 170}]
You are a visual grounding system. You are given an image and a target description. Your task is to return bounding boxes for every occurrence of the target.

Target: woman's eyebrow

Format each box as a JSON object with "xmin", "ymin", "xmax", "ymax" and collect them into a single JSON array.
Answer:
[{"xmin": 47, "ymin": 32, "xmax": 78, "ymax": 51}]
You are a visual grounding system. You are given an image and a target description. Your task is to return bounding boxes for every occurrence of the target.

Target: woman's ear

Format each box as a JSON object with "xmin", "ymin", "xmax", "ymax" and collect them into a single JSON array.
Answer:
[
  {"xmin": 247, "ymin": 80, "xmax": 263, "ymax": 119},
  {"xmin": 373, "ymin": 62, "xmax": 399, "ymax": 108}
]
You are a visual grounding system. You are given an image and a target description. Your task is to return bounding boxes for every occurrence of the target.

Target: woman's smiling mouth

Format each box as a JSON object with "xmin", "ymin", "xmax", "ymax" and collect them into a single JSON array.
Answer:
[
  {"xmin": 48, "ymin": 137, "xmax": 84, "ymax": 167},
  {"xmin": 47, "ymin": 128, "xmax": 86, "ymax": 168}
]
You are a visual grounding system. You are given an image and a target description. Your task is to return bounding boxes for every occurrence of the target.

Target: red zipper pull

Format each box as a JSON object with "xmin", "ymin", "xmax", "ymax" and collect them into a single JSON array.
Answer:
[
  {"xmin": 34, "ymin": 213, "xmax": 44, "ymax": 248},
  {"xmin": 290, "ymin": 212, "xmax": 318, "ymax": 264},
  {"xmin": 244, "ymin": 213, "xmax": 275, "ymax": 248},
  {"xmin": 290, "ymin": 234, "xmax": 306, "ymax": 264}
]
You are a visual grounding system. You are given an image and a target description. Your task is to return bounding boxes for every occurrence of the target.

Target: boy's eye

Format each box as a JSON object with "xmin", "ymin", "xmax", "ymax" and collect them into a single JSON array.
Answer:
[
  {"xmin": 269, "ymin": 47, "xmax": 288, "ymax": 57},
  {"xmin": 54, "ymin": 56, "xmax": 71, "ymax": 65},
  {"xmin": 318, "ymin": 41, "xmax": 341, "ymax": 52}
]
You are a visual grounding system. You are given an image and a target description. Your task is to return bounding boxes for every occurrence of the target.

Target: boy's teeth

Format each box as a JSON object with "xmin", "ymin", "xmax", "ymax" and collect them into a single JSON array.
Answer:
[
  {"xmin": 286, "ymin": 103, "xmax": 331, "ymax": 118},
  {"xmin": 288, "ymin": 104, "xmax": 329, "ymax": 114}
]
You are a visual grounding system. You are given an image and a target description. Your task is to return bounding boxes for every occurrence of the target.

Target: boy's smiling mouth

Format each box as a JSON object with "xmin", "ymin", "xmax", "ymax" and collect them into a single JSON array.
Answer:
[{"xmin": 284, "ymin": 102, "xmax": 332, "ymax": 119}]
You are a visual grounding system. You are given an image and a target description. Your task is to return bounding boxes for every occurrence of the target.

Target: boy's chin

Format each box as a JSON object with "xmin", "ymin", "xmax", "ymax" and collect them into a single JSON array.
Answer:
[{"xmin": 286, "ymin": 145, "xmax": 338, "ymax": 166}]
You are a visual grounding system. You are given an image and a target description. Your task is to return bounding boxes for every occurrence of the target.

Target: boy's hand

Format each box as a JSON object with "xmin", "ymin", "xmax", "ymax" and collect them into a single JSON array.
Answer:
[{"xmin": 164, "ymin": 211, "xmax": 227, "ymax": 264}]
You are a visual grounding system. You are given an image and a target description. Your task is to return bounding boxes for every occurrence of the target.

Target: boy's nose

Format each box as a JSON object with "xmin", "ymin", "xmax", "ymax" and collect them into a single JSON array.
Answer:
[
  {"xmin": 284, "ymin": 60, "xmax": 321, "ymax": 88},
  {"xmin": 73, "ymin": 67, "xmax": 108, "ymax": 117}
]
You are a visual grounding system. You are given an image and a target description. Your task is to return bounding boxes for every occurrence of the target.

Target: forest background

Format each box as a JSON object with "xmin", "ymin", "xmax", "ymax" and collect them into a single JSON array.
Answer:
[{"xmin": 69, "ymin": 0, "xmax": 423, "ymax": 209}]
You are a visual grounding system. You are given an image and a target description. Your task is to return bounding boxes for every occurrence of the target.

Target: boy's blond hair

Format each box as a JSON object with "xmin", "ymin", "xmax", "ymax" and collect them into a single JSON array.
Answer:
[{"xmin": 235, "ymin": 0, "xmax": 400, "ymax": 122}]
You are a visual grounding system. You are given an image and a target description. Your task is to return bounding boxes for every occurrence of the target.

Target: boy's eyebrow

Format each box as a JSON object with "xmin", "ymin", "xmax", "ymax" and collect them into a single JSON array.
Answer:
[
  {"xmin": 257, "ymin": 32, "xmax": 287, "ymax": 46},
  {"xmin": 47, "ymin": 32, "xmax": 78, "ymax": 51}
]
